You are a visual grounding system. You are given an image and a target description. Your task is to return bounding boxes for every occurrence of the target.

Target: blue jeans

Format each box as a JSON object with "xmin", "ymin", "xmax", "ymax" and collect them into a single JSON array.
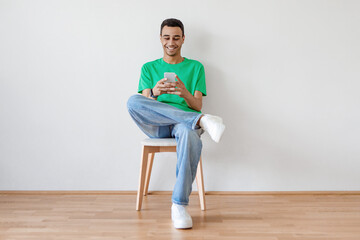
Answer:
[{"xmin": 127, "ymin": 94, "xmax": 203, "ymax": 205}]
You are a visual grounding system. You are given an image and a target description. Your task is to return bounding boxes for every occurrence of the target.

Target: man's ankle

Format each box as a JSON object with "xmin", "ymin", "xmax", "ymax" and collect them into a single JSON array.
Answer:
[{"xmin": 197, "ymin": 114, "xmax": 204, "ymax": 127}]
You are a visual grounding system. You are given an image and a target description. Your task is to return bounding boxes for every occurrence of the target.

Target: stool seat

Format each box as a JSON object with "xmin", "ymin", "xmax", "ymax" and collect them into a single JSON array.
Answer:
[{"xmin": 141, "ymin": 138, "xmax": 177, "ymax": 146}]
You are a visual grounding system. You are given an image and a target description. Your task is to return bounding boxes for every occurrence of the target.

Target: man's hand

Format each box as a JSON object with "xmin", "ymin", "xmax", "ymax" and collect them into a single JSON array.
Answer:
[
  {"xmin": 166, "ymin": 75, "xmax": 190, "ymax": 98},
  {"xmin": 151, "ymin": 75, "xmax": 202, "ymax": 112},
  {"xmin": 152, "ymin": 78, "xmax": 176, "ymax": 97}
]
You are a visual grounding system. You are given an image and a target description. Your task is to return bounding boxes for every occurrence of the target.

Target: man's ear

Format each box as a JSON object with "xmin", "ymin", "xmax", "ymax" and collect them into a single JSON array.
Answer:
[{"xmin": 182, "ymin": 34, "xmax": 185, "ymax": 43}]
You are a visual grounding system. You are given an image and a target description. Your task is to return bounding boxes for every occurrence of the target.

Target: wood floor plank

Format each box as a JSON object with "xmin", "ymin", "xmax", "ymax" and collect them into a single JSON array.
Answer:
[{"xmin": 0, "ymin": 193, "xmax": 359, "ymax": 239}]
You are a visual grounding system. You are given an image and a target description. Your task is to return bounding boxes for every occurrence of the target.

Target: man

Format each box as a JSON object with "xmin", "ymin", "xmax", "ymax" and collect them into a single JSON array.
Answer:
[{"xmin": 127, "ymin": 18, "xmax": 225, "ymax": 229}]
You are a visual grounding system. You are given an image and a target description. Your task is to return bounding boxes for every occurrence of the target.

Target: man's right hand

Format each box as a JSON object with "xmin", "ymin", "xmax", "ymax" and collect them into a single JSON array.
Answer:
[{"xmin": 152, "ymin": 78, "xmax": 176, "ymax": 97}]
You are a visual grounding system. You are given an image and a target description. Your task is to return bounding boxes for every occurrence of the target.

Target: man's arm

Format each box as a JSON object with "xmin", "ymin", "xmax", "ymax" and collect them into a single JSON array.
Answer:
[
  {"xmin": 166, "ymin": 75, "xmax": 203, "ymax": 112},
  {"xmin": 142, "ymin": 75, "xmax": 203, "ymax": 112},
  {"xmin": 143, "ymin": 88, "xmax": 203, "ymax": 112},
  {"xmin": 182, "ymin": 90, "xmax": 203, "ymax": 112},
  {"xmin": 141, "ymin": 88, "xmax": 157, "ymax": 100}
]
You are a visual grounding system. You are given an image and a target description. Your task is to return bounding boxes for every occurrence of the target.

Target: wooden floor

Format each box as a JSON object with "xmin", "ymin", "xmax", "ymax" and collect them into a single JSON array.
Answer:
[{"xmin": 1, "ymin": 192, "xmax": 360, "ymax": 240}]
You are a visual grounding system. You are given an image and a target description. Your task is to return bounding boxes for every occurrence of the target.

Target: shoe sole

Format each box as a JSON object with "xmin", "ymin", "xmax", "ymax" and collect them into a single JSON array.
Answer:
[
  {"xmin": 173, "ymin": 222, "xmax": 193, "ymax": 229},
  {"xmin": 172, "ymin": 215, "xmax": 193, "ymax": 229}
]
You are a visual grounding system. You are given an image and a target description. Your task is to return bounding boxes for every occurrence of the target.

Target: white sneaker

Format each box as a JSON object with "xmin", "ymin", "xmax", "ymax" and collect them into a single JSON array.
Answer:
[
  {"xmin": 171, "ymin": 203, "xmax": 193, "ymax": 229},
  {"xmin": 199, "ymin": 114, "xmax": 226, "ymax": 143}
]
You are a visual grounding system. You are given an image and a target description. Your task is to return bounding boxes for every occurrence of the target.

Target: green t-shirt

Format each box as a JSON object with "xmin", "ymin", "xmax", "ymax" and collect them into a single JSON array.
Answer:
[{"xmin": 137, "ymin": 57, "xmax": 207, "ymax": 113}]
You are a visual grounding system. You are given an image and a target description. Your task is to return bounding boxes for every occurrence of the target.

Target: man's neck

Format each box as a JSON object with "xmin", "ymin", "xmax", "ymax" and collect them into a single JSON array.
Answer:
[{"xmin": 163, "ymin": 55, "xmax": 184, "ymax": 65}]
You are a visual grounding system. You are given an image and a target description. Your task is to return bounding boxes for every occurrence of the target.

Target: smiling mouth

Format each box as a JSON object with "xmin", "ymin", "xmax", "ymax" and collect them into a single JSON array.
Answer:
[{"xmin": 166, "ymin": 46, "xmax": 177, "ymax": 51}]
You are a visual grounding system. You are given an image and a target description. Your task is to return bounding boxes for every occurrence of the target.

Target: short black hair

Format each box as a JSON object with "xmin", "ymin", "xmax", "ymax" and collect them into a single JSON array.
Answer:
[{"xmin": 160, "ymin": 18, "xmax": 184, "ymax": 36}]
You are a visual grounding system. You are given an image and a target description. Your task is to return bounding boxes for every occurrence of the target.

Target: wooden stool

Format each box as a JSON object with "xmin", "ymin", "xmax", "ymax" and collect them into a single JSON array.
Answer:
[{"xmin": 136, "ymin": 138, "xmax": 206, "ymax": 211}]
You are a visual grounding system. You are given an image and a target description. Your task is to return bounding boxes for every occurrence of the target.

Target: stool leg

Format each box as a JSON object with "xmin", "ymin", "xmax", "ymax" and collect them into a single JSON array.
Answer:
[
  {"xmin": 136, "ymin": 146, "xmax": 149, "ymax": 211},
  {"xmin": 196, "ymin": 156, "xmax": 206, "ymax": 211},
  {"xmin": 143, "ymin": 152, "xmax": 155, "ymax": 196}
]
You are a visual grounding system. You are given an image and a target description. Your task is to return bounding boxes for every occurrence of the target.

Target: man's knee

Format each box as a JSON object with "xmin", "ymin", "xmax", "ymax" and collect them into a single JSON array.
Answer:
[{"xmin": 127, "ymin": 94, "xmax": 143, "ymax": 110}]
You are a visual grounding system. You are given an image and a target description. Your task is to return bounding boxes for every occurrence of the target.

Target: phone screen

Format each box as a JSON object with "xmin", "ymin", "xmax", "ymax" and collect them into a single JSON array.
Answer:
[{"xmin": 164, "ymin": 72, "xmax": 176, "ymax": 83}]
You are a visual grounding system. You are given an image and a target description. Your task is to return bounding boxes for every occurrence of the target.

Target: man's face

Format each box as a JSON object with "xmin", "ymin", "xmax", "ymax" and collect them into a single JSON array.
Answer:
[{"xmin": 160, "ymin": 26, "xmax": 185, "ymax": 57}]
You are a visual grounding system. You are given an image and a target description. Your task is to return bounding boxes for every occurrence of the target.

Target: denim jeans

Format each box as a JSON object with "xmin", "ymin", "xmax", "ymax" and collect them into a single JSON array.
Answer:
[{"xmin": 127, "ymin": 94, "xmax": 203, "ymax": 205}]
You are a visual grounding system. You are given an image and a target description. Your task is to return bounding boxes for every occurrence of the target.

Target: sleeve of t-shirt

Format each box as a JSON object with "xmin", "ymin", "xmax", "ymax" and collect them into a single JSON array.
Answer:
[
  {"xmin": 137, "ymin": 64, "xmax": 152, "ymax": 94},
  {"xmin": 195, "ymin": 64, "xmax": 207, "ymax": 96}
]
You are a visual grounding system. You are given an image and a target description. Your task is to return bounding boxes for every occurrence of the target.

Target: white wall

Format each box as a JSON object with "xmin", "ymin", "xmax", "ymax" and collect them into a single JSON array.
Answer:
[{"xmin": 1, "ymin": 0, "xmax": 359, "ymax": 191}]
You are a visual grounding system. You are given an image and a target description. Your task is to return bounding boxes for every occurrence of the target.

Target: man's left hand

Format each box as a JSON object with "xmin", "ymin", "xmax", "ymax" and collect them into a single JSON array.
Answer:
[{"xmin": 167, "ymin": 75, "xmax": 190, "ymax": 98}]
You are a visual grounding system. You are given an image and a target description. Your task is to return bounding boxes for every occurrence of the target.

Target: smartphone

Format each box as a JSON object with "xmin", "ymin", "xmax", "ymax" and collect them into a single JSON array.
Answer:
[{"xmin": 164, "ymin": 72, "xmax": 176, "ymax": 83}]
